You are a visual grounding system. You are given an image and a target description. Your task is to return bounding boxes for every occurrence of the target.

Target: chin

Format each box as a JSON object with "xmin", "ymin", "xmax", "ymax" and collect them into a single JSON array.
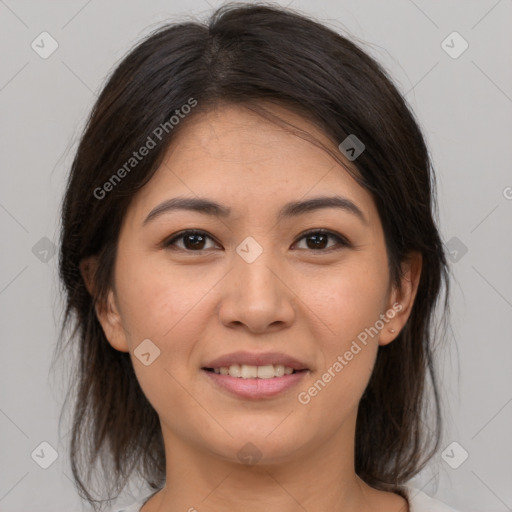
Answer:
[{"xmin": 206, "ymin": 428, "xmax": 308, "ymax": 466}]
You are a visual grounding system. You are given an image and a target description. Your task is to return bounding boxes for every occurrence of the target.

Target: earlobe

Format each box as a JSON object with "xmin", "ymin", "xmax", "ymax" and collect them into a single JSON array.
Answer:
[
  {"xmin": 79, "ymin": 256, "xmax": 129, "ymax": 353},
  {"xmin": 96, "ymin": 289, "xmax": 130, "ymax": 353},
  {"xmin": 379, "ymin": 252, "xmax": 422, "ymax": 347}
]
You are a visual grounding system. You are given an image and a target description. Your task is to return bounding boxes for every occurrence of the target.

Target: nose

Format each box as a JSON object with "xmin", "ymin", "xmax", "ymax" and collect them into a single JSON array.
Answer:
[{"xmin": 217, "ymin": 248, "xmax": 297, "ymax": 334}]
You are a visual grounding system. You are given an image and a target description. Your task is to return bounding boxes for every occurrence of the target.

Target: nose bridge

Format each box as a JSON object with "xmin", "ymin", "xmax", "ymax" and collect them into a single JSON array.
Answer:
[
  {"xmin": 218, "ymin": 234, "xmax": 296, "ymax": 331},
  {"xmin": 233, "ymin": 234, "xmax": 281, "ymax": 295}
]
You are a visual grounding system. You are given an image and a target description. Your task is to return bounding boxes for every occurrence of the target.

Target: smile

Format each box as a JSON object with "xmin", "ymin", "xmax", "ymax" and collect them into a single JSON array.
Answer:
[
  {"xmin": 202, "ymin": 366, "xmax": 308, "ymax": 399},
  {"xmin": 205, "ymin": 364, "xmax": 296, "ymax": 379}
]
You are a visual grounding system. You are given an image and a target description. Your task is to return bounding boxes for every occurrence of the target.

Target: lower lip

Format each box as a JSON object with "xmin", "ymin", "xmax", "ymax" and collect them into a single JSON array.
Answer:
[{"xmin": 202, "ymin": 369, "xmax": 308, "ymax": 399}]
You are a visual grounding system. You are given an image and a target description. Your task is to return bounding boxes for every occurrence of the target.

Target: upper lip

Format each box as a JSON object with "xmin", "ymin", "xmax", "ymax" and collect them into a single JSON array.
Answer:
[{"xmin": 203, "ymin": 351, "xmax": 310, "ymax": 370}]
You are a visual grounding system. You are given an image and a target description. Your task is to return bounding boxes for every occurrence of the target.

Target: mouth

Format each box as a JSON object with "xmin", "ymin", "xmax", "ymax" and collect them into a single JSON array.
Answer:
[
  {"xmin": 202, "ymin": 364, "xmax": 304, "ymax": 378},
  {"xmin": 201, "ymin": 351, "xmax": 311, "ymax": 399},
  {"xmin": 201, "ymin": 365, "xmax": 309, "ymax": 399}
]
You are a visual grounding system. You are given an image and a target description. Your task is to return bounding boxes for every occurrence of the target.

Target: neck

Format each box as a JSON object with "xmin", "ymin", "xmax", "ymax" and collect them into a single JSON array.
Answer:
[{"xmin": 147, "ymin": 417, "xmax": 385, "ymax": 512}]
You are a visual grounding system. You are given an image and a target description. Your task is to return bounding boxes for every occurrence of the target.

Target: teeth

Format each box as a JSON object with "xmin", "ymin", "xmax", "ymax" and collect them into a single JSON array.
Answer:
[
  {"xmin": 258, "ymin": 365, "xmax": 277, "ymax": 379},
  {"xmin": 241, "ymin": 364, "xmax": 257, "ymax": 378},
  {"xmin": 230, "ymin": 364, "xmax": 242, "ymax": 378},
  {"xmin": 212, "ymin": 364, "xmax": 298, "ymax": 378}
]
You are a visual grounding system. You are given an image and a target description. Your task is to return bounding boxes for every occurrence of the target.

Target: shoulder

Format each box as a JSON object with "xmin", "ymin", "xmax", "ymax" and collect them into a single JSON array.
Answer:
[{"xmin": 405, "ymin": 486, "xmax": 461, "ymax": 512}]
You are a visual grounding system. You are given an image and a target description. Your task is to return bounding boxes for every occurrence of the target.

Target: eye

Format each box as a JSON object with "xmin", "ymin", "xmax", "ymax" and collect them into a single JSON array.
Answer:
[
  {"xmin": 163, "ymin": 230, "xmax": 219, "ymax": 252},
  {"xmin": 163, "ymin": 229, "xmax": 350, "ymax": 253},
  {"xmin": 293, "ymin": 229, "xmax": 350, "ymax": 252}
]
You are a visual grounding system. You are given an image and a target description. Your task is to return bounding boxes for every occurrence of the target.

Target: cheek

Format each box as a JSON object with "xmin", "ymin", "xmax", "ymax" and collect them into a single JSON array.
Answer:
[
  {"xmin": 301, "ymin": 260, "xmax": 389, "ymax": 348},
  {"xmin": 114, "ymin": 258, "xmax": 209, "ymax": 411},
  {"xmin": 295, "ymin": 270, "xmax": 385, "ymax": 418},
  {"xmin": 115, "ymin": 254, "xmax": 212, "ymax": 344}
]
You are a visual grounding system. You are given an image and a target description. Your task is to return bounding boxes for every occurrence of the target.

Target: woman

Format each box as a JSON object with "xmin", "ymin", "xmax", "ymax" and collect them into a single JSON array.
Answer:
[{"xmin": 57, "ymin": 3, "xmax": 458, "ymax": 511}]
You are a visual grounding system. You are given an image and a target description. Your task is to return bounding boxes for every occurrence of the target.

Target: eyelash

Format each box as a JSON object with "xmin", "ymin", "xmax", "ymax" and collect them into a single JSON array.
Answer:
[{"xmin": 163, "ymin": 229, "xmax": 351, "ymax": 253}]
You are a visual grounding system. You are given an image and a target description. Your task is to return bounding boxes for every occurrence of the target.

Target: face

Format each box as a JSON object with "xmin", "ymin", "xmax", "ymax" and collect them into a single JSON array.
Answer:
[{"xmin": 89, "ymin": 103, "xmax": 419, "ymax": 468}]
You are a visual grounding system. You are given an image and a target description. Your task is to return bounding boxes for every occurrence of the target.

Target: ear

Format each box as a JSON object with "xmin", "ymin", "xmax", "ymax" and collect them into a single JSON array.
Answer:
[
  {"xmin": 379, "ymin": 251, "xmax": 422, "ymax": 347},
  {"xmin": 79, "ymin": 256, "xmax": 129, "ymax": 353}
]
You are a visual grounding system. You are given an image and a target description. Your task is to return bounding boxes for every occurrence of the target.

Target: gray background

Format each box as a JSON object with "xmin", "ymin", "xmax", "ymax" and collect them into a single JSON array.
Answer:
[{"xmin": 1, "ymin": 0, "xmax": 511, "ymax": 511}]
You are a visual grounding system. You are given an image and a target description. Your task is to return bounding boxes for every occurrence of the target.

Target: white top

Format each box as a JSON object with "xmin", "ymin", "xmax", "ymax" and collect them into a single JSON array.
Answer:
[{"xmin": 111, "ymin": 486, "xmax": 460, "ymax": 512}]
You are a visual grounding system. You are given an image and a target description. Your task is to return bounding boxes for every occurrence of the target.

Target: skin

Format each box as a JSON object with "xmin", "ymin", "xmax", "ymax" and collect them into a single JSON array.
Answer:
[{"xmin": 82, "ymin": 103, "xmax": 421, "ymax": 512}]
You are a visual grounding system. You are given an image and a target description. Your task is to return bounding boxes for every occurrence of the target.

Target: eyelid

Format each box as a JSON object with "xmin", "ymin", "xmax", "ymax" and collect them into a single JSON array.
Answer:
[
  {"xmin": 295, "ymin": 228, "xmax": 351, "ymax": 249},
  {"xmin": 163, "ymin": 229, "xmax": 219, "ymax": 251},
  {"xmin": 162, "ymin": 228, "xmax": 351, "ymax": 252}
]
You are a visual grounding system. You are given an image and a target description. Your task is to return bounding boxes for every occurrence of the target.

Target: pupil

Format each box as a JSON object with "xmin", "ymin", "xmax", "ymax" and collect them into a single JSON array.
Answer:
[
  {"xmin": 185, "ymin": 234, "xmax": 205, "ymax": 250},
  {"xmin": 308, "ymin": 234, "xmax": 327, "ymax": 249}
]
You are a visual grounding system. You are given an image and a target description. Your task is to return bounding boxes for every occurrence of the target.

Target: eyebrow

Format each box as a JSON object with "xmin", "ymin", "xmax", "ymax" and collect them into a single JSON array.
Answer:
[{"xmin": 143, "ymin": 195, "xmax": 368, "ymax": 226}]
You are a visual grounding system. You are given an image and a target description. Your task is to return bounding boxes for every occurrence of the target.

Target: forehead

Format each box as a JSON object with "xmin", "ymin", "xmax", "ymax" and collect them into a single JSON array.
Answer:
[
  {"xmin": 165, "ymin": 102, "xmax": 349, "ymax": 175},
  {"xmin": 126, "ymin": 103, "xmax": 379, "ymax": 226}
]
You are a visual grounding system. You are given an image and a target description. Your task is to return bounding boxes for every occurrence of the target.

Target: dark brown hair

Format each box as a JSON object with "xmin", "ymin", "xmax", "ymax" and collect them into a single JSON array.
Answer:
[{"xmin": 56, "ymin": 2, "xmax": 450, "ymax": 509}]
